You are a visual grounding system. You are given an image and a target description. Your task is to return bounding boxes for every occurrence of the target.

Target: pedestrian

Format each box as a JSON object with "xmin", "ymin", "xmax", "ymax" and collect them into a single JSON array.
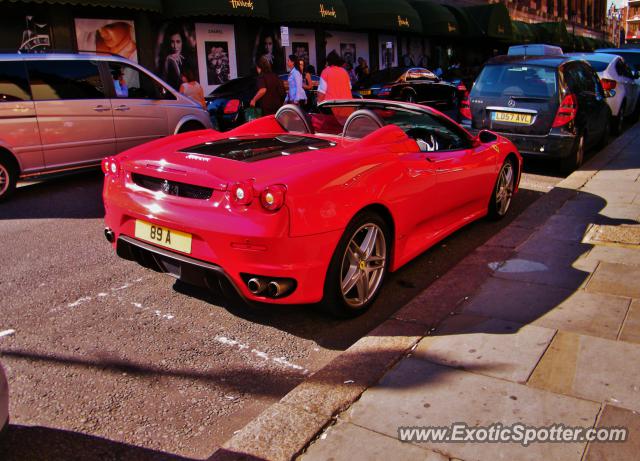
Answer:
[
  {"xmin": 179, "ymin": 66, "xmax": 206, "ymax": 109},
  {"xmin": 355, "ymin": 57, "xmax": 369, "ymax": 82},
  {"xmin": 317, "ymin": 50, "xmax": 352, "ymax": 103},
  {"xmin": 285, "ymin": 54, "xmax": 307, "ymax": 106},
  {"xmin": 299, "ymin": 59, "xmax": 313, "ymax": 91},
  {"xmin": 250, "ymin": 56, "xmax": 285, "ymax": 116}
]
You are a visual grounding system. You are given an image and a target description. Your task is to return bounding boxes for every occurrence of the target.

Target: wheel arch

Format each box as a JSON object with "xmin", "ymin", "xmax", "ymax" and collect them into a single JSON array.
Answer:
[
  {"xmin": 174, "ymin": 116, "xmax": 207, "ymax": 134},
  {"xmin": 504, "ymin": 152, "xmax": 520, "ymax": 191},
  {"xmin": 0, "ymin": 146, "xmax": 21, "ymax": 176},
  {"xmin": 347, "ymin": 202, "xmax": 397, "ymax": 268}
]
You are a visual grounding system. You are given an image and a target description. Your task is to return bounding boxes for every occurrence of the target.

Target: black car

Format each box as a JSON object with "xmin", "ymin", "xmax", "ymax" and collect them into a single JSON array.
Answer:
[
  {"xmin": 206, "ymin": 76, "xmax": 257, "ymax": 131},
  {"xmin": 462, "ymin": 55, "xmax": 612, "ymax": 173},
  {"xmin": 354, "ymin": 67, "xmax": 460, "ymax": 119}
]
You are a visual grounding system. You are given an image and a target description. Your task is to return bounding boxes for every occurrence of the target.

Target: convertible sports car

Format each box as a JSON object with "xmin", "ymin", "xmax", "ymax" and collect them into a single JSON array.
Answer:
[{"xmin": 102, "ymin": 100, "xmax": 521, "ymax": 317}]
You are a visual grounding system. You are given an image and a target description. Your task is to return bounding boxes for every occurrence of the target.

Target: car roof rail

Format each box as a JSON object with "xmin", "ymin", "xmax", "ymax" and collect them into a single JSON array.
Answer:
[{"xmin": 0, "ymin": 48, "xmax": 128, "ymax": 58}]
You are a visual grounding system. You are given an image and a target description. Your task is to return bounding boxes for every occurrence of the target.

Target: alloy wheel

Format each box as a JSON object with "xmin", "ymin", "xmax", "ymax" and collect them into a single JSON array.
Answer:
[
  {"xmin": 0, "ymin": 163, "xmax": 9, "ymax": 197},
  {"xmin": 495, "ymin": 162, "xmax": 514, "ymax": 216},
  {"xmin": 340, "ymin": 223, "xmax": 387, "ymax": 309}
]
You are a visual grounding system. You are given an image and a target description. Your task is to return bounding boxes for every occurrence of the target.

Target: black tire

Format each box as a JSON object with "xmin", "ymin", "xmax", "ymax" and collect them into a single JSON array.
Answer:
[
  {"xmin": 0, "ymin": 156, "xmax": 18, "ymax": 202},
  {"xmin": 560, "ymin": 133, "xmax": 585, "ymax": 175},
  {"xmin": 488, "ymin": 158, "xmax": 516, "ymax": 220},
  {"xmin": 597, "ymin": 117, "xmax": 611, "ymax": 151},
  {"xmin": 613, "ymin": 102, "xmax": 625, "ymax": 136},
  {"xmin": 177, "ymin": 121, "xmax": 205, "ymax": 134},
  {"xmin": 320, "ymin": 211, "xmax": 390, "ymax": 318},
  {"xmin": 403, "ymin": 92, "xmax": 416, "ymax": 103}
]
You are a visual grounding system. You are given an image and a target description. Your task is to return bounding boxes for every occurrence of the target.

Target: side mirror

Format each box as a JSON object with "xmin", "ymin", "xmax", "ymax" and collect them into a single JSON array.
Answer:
[{"xmin": 478, "ymin": 129, "xmax": 498, "ymax": 144}]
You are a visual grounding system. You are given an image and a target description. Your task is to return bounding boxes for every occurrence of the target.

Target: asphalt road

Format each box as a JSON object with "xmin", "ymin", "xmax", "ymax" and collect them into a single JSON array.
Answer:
[{"xmin": 0, "ymin": 160, "xmax": 563, "ymax": 460}]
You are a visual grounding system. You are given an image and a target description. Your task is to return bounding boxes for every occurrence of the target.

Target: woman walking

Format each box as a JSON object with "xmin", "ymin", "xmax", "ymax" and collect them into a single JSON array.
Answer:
[{"xmin": 250, "ymin": 56, "xmax": 285, "ymax": 116}]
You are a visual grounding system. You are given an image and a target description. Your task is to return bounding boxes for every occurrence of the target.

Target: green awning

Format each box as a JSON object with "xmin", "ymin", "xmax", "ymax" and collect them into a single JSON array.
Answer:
[
  {"xmin": 343, "ymin": 0, "xmax": 423, "ymax": 33},
  {"xmin": 408, "ymin": 0, "xmax": 459, "ymax": 36},
  {"xmin": 163, "ymin": 0, "xmax": 269, "ymax": 18},
  {"xmin": 464, "ymin": 3, "xmax": 513, "ymax": 40},
  {"xmin": 571, "ymin": 35, "xmax": 588, "ymax": 51},
  {"xmin": 268, "ymin": 0, "xmax": 348, "ymax": 25},
  {"xmin": 443, "ymin": 4, "xmax": 481, "ymax": 37},
  {"xmin": 7, "ymin": 0, "xmax": 162, "ymax": 10},
  {"xmin": 530, "ymin": 21, "xmax": 570, "ymax": 47},
  {"xmin": 511, "ymin": 21, "xmax": 535, "ymax": 44}
]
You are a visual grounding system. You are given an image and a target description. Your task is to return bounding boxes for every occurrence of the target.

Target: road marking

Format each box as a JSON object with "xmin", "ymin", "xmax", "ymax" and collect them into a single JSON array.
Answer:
[
  {"xmin": 0, "ymin": 329, "xmax": 16, "ymax": 338},
  {"xmin": 214, "ymin": 335, "xmax": 308, "ymax": 375},
  {"xmin": 131, "ymin": 302, "xmax": 175, "ymax": 320},
  {"xmin": 51, "ymin": 277, "xmax": 146, "ymax": 313}
]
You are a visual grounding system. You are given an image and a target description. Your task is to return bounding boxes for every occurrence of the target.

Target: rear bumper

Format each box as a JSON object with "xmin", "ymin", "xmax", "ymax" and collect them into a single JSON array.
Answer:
[{"xmin": 486, "ymin": 131, "xmax": 575, "ymax": 158}]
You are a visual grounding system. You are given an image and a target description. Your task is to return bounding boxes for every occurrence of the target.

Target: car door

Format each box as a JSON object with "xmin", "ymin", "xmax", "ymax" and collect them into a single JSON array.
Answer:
[
  {"xmin": 618, "ymin": 59, "xmax": 640, "ymax": 114},
  {"xmin": 0, "ymin": 60, "xmax": 43, "ymax": 174},
  {"xmin": 26, "ymin": 59, "xmax": 115, "ymax": 169},
  {"xmin": 106, "ymin": 61, "xmax": 169, "ymax": 154}
]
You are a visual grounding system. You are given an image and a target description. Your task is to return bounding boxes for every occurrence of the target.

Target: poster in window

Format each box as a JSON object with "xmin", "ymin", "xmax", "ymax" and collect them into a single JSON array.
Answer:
[
  {"xmin": 195, "ymin": 23, "xmax": 237, "ymax": 94},
  {"xmin": 154, "ymin": 21, "xmax": 198, "ymax": 91},
  {"xmin": 292, "ymin": 42, "xmax": 310, "ymax": 66},
  {"xmin": 252, "ymin": 25, "xmax": 285, "ymax": 74},
  {"xmin": 75, "ymin": 18, "xmax": 138, "ymax": 63},
  {"xmin": 205, "ymin": 41, "xmax": 230, "ymax": 86},
  {"xmin": 340, "ymin": 43, "xmax": 356, "ymax": 67},
  {"xmin": 18, "ymin": 15, "xmax": 51, "ymax": 52}
]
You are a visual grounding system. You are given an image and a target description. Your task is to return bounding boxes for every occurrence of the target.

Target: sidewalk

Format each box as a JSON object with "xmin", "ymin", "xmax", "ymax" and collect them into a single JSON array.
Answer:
[{"xmin": 212, "ymin": 124, "xmax": 640, "ymax": 461}]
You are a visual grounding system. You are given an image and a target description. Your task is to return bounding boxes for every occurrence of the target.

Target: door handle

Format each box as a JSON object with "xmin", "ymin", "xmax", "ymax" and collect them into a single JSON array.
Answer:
[
  {"xmin": 93, "ymin": 105, "xmax": 110, "ymax": 112},
  {"xmin": 114, "ymin": 105, "xmax": 130, "ymax": 111}
]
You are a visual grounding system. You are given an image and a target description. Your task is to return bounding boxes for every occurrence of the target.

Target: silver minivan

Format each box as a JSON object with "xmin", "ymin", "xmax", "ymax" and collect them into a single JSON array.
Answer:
[{"xmin": 0, "ymin": 53, "xmax": 212, "ymax": 201}]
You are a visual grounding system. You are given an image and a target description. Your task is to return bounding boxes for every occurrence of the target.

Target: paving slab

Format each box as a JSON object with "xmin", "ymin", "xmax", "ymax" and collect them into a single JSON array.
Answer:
[
  {"xmin": 489, "ymin": 256, "xmax": 589, "ymax": 291},
  {"xmin": 556, "ymin": 194, "xmax": 608, "ymax": 217},
  {"xmin": 598, "ymin": 203, "xmax": 640, "ymax": 221},
  {"xmin": 462, "ymin": 277, "xmax": 573, "ymax": 325},
  {"xmin": 619, "ymin": 299, "xmax": 640, "ymax": 344},
  {"xmin": 300, "ymin": 420, "xmax": 448, "ymax": 461},
  {"xmin": 583, "ymin": 404, "xmax": 640, "ymax": 461},
  {"xmin": 531, "ymin": 291, "xmax": 631, "ymax": 340},
  {"xmin": 516, "ymin": 233, "xmax": 592, "ymax": 267},
  {"xmin": 592, "ymin": 169, "xmax": 640, "ymax": 182},
  {"xmin": 585, "ymin": 261, "xmax": 640, "ymax": 299},
  {"xmin": 532, "ymin": 214, "xmax": 594, "ymax": 242},
  {"xmin": 573, "ymin": 245, "xmax": 640, "ymax": 271},
  {"xmin": 581, "ymin": 179, "xmax": 640, "ymax": 195},
  {"xmin": 414, "ymin": 314, "xmax": 555, "ymax": 383},
  {"xmin": 529, "ymin": 331, "xmax": 640, "ymax": 412},
  {"xmin": 346, "ymin": 359, "xmax": 599, "ymax": 461}
]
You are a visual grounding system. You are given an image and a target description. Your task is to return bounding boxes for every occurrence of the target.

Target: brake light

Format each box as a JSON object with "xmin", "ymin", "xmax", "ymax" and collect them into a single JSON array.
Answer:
[
  {"xmin": 229, "ymin": 181, "xmax": 254, "ymax": 206},
  {"xmin": 460, "ymin": 91, "xmax": 471, "ymax": 120},
  {"xmin": 260, "ymin": 185, "xmax": 287, "ymax": 212},
  {"xmin": 552, "ymin": 93, "xmax": 578, "ymax": 128},
  {"xmin": 378, "ymin": 85, "xmax": 393, "ymax": 96},
  {"xmin": 600, "ymin": 78, "xmax": 617, "ymax": 91},
  {"xmin": 102, "ymin": 156, "xmax": 119, "ymax": 177},
  {"xmin": 457, "ymin": 82, "xmax": 467, "ymax": 92},
  {"xmin": 224, "ymin": 99, "xmax": 241, "ymax": 114}
]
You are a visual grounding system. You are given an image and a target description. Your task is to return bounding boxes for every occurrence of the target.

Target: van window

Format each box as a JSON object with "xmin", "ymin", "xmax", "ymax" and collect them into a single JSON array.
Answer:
[
  {"xmin": 107, "ymin": 62, "xmax": 175, "ymax": 100},
  {"xmin": 0, "ymin": 61, "xmax": 31, "ymax": 102},
  {"xmin": 27, "ymin": 60, "xmax": 105, "ymax": 100},
  {"xmin": 474, "ymin": 64, "xmax": 557, "ymax": 98}
]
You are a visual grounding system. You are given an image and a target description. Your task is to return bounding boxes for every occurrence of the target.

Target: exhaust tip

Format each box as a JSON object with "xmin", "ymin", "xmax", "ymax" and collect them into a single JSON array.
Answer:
[
  {"xmin": 247, "ymin": 277, "xmax": 267, "ymax": 294},
  {"xmin": 104, "ymin": 228, "xmax": 115, "ymax": 243},
  {"xmin": 267, "ymin": 280, "xmax": 293, "ymax": 298}
]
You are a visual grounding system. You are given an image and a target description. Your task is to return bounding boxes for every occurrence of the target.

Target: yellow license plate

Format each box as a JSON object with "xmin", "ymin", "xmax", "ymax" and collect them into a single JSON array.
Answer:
[
  {"xmin": 359, "ymin": 89, "xmax": 372, "ymax": 95},
  {"xmin": 134, "ymin": 220, "xmax": 192, "ymax": 254},
  {"xmin": 492, "ymin": 111, "xmax": 532, "ymax": 124}
]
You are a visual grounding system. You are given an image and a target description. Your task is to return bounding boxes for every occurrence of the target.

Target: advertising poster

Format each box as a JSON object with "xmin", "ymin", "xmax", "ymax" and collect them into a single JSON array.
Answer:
[
  {"xmin": 195, "ymin": 23, "xmax": 237, "ymax": 94},
  {"xmin": 340, "ymin": 43, "xmax": 356, "ymax": 67},
  {"xmin": 18, "ymin": 15, "xmax": 51, "ymax": 52},
  {"xmin": 401, "ymin": 36, "xmax": 430, "ymax": 68},
  {"xmin": 378, "ymin": 35, "xmax": 397, "ymax": 69},
  {"xmin": 154, "ymin": 21, "xmax": 198, "ymax": 91},
  {"xmin": 325, "ymin": 31, "xmax": 369, "ymax": 71},
  {"xmin": 284, "ymin": 28, "xmax": 317, "ymax": 71},
  {"xmin": 252, "ymin": 25, "xmax": 285, "ymax": 74},
  {"xmin": 75, "ymin": 18, "xmax": 137, "ymax": 62}
]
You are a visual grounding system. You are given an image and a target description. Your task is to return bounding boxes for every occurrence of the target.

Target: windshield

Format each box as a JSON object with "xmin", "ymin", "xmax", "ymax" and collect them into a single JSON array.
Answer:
[
  {"xmin": 585, "ymin": 60, "xmax": 609, "ymax": 72},
  {"xmin": 473, "ymin": 64, "xmax": 558, "ymax": 98},
  {"xmin": 361, "ymin": 68, "xmax": 407, "ymax": 86}
]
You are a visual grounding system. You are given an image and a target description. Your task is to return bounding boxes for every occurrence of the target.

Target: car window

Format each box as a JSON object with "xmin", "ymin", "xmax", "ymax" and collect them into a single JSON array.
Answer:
[
  {"xmin": 584, "ymin": 60, "xmax": 609, "ymax": 72},
  {"xmin": 615, "ymin": 59, "xmax": 627, "ymax": 77},
  {"xmin": 0, "ymin": 61, "xmax": 31, "ymax": 102},
  {"xmin": 611, "ymin": 52, "xmax": 640, "ymax": 72},
  {"xmin": 27, "ymin": 60, "xmax": 105, "ymax": 100},
  {"xmin": 473, "ymin": 64, "xmax": 557, "ymax": 98},
  {"xmin": 107, "ymin": 62, "xmax": 175, "ymax": 100},
  {"xmin": 404, "ymin": 69, "xmax": 436, "ymax": 81},
  {"xmin": 361, "ymin": 68, "xmax": 406, "ymax": 86}
]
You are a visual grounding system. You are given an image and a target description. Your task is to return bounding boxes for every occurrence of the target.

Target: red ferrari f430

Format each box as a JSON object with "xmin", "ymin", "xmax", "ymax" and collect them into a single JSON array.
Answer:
[{"xmin": 103, "ymin": 100, "xmax": 521, "ymax": 317}]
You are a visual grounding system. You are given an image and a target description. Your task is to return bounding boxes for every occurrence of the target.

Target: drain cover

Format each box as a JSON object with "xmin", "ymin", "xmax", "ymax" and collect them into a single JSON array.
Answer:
[{"xmin": 582, "ymin": 224, "xmax": 640, "ymax": 247}]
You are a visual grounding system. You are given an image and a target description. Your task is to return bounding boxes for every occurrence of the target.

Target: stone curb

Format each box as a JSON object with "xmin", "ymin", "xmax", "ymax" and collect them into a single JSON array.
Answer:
[{"xmin": 210, "ymin": 126, "xmax": 638, "ymax": 461}]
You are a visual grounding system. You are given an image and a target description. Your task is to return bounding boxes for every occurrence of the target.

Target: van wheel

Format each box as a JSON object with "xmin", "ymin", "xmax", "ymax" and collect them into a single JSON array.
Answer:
[
  {"xmin": 0, "ymin": 157, "xmax": 17, "ymax": 202},
  {"xmin": 320, "ymin": 212, "xmax": 390, "ymax": 318},
  {"xmin": 177, "ymin": 121, "xmax": 204, "ymax": 134},
  {"xmin": 560, "ymin": 133, "xmax": 584, "ymax": 175},
  {"xmin": 403, "ymin": 92, "xmax": 416, "ymax": 103},
  {"xmin": 613, "ymin": 102, "xmax": 625, "ymax": 136}
]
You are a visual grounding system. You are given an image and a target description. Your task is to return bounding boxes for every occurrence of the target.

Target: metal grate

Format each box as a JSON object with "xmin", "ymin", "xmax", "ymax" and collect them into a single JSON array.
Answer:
[{"xmin": 131, "ymin": 173, "xmax": 213, "ymax": 200}]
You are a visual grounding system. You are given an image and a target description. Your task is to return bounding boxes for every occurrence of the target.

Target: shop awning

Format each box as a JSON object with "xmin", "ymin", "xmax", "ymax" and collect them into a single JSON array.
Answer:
[
  {"xmin": 343, "ymin": 0, "xmax": 423, "ymax": 33},
  {"xmin": 464, "ymin": 3, "xmax": 513, "ymax": 41},
  {"xmin": 268, "ymin": 0, "xmax": 348, "ymax": 25},
  {"xmin": 408, "ymin": 0, "xmax": 459, "ymax": 37},
  {"xmin": 530, "ymin": 21, "xmax": 571, "ymax": 47},
  {"xmin": 511, "ymin": 21, "xmax": 535, "ymax": 44},
  {"xmin": 570, "ymin": 34, "xmax": 586, "ymax": 51},
  {"xmin": 443, "ymin": 5, "xmax": 482, "ymax": 37},
  {"xmin": 163, "ymin": 0, "xmax": 270, "ymax": 18},
  {"xmin": 7, "ymin": 0, "xmax": 163, "ymax": 10}
]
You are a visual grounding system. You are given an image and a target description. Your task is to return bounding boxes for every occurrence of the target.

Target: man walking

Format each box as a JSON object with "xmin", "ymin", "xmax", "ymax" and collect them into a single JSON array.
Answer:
[{"xmin": 285, "ymin": 54, "xmax": 307, "ymax": 106}]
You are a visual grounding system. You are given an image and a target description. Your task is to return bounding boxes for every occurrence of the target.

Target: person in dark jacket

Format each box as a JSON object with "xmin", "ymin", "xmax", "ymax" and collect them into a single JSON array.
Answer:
[{"xmin": 250, "ymin": 56, "xmax": 285, "ymax": 116}]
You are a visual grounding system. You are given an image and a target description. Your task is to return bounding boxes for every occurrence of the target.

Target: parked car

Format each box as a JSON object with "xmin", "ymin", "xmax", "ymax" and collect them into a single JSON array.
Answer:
[
  {"xmin": 102, "ymin": 99, "xmax": 521, "ymax": 317},
  {"xmin": 595, "ymin": 47, "xmax": 640, "ymax": 73},
  {"xmin": 206, "ymin": 76, "xmax": 257, "ymax": 131},
  {"xmin": 0, "ymin": 362, "xmax": 7, "ymax": 434},
  {"xmin": 568, "ymin": 52, "xmax": 640, "ymax": 134},
  {"xmin": 354, "ymin": 67, "xmax": 460, "ymax": 119},
  {"xmin": 462, "ymin": 54, "xmax": 612, "ymax": 173},
  {"xmin": 0, "ymin": 53, "xmax": 212, "ymax": 201}
]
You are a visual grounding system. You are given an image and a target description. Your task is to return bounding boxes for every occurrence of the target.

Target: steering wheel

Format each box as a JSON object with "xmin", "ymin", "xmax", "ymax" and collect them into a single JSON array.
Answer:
[{"xmin": 406, "ymin": 128, "xmax": 439, "ymax": 152}]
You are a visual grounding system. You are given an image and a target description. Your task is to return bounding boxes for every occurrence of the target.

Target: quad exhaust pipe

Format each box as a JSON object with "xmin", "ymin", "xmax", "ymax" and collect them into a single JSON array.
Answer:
[
  {"xmin": 246, "ymin": 276, "xmax": 295, "ymax": 298},
  {"xmin": 247, "ymin": 277, "xmax": 268, "ymax": 294},
  {"xmin": 267, "ymin": 280, "xmax": 293, "ymax": 298}
]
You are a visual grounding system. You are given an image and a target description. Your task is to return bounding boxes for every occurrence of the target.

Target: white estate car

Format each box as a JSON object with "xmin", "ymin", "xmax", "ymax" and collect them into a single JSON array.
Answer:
[{"xmin": 569, "ymin": 52, "xmax": 640, "ymax": 134}]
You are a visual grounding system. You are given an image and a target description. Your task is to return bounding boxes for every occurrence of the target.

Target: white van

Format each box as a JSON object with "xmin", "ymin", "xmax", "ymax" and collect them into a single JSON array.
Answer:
[{"xmin": 0, "ymin": 53, "xmax": 212, "ymax": 201}]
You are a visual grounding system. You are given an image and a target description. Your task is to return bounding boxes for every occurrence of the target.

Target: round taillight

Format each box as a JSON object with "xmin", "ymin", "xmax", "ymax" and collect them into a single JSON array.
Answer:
[
  {"xmin": 260, "ymin": 185, "xmax": 286, "ymax": 211},
  {"xmin": 230, "ymin": 182, "xmax": 253, "ymax": 206}
]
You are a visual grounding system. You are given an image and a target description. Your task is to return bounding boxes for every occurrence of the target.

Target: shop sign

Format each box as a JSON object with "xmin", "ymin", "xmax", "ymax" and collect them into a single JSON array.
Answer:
[
  {"xmin": 320, "ymin": 3, "xmax": 337, "ymax": 19},
  {"xmin": 229, "ymin": 0, "xmax": 254, "ymax": 11},
  {"xmin": 397, "ymin": 16, "xmax": 410, "ymax": 28}
]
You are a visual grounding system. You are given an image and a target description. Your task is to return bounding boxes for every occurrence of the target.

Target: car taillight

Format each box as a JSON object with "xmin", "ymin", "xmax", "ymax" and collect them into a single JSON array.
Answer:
[
  {"xmin": 457, "ymin": 82, "xmax": 467, "ymax": 92},
  {"xmin": 260, "ymin": 185, "xmax": 286, "ymax": 212},
  {"xmin": 378, "ymin": 85, "xmax": 392, "ymax": 96},
  {"xmin": 600, "ymin": 78, "xmax": 617, "ymax": 91},
  {"xmin": 229, "ymin": 181, "xmax": 254, "ymax": 206},
  {"xmin": 460, "ymin": 91, "xmax": 471, "ymax": 120},
  {"xmin": 552, "ymin": 93, "xmax": 578, "ymax": 128},
  {"xmin": 102, "ymin": 156, "xmax": 120, "ymax": 177},
  {"xmin": 224, "ymin": 99, "xmax": 241, "ymax": 114}
]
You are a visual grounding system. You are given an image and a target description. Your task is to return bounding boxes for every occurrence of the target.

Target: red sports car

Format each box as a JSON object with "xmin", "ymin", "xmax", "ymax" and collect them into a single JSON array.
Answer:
[{"xmin": 102, "ymin": 100, "xmax": 521, "ymax": 317}]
